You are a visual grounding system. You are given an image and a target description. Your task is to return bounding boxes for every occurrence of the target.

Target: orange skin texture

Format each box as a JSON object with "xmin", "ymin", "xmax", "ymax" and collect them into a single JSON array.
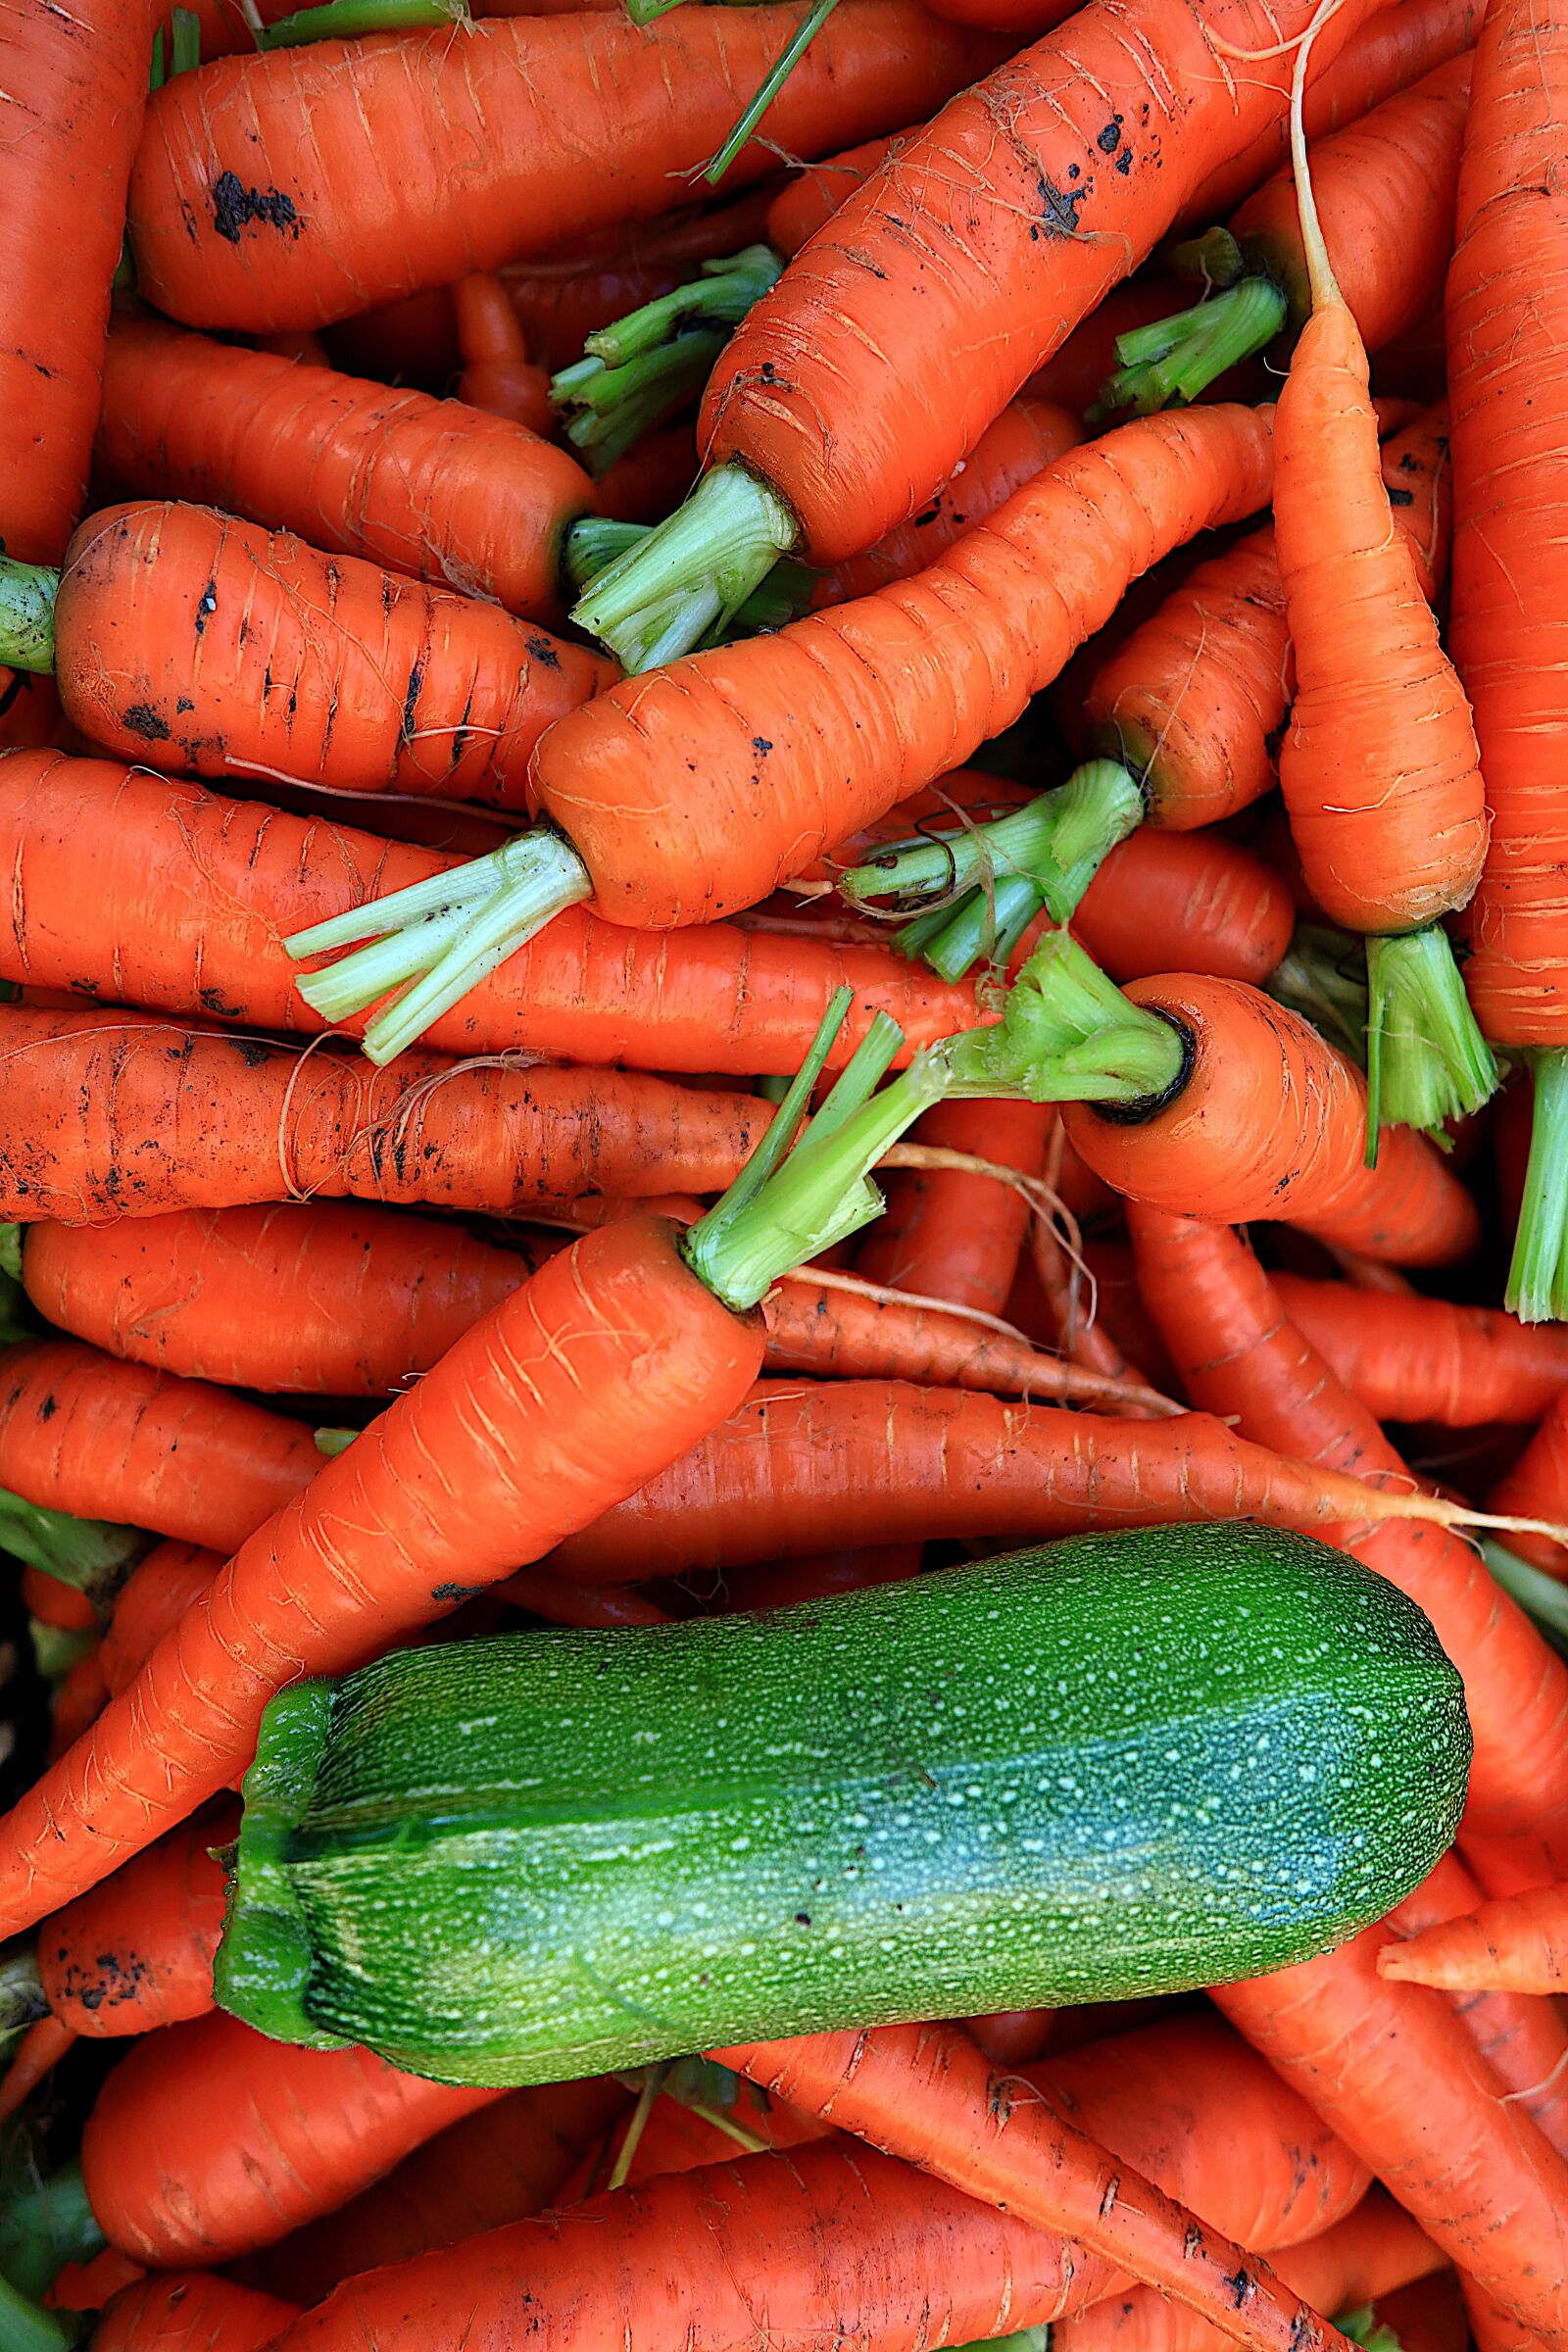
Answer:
[
  {"xmin": 1487, "ymin": 1388, "xmax": 1568, "ymax": 1578},
  {"xmin": 453, "ymin": 275, "xmax": 556, "ymax": 439},
  {"xmin": 1448, "ymin": 0, "xmax": 1568, "ymax": 1040},
  {"xmin": 101, "ymin": 1544, "xmax": 223, "ymax": 1700},
  {"xmin": 93, "ymin": 2272, "xmax": 301, "ymax": 2352},
  {"xmin": 1061, "ymin": 977, "xmax": 1480, "ymax": 1265},
  {"xmin": 100, "ymin": 313, "xmax": 591, "ymax": 622},
  {"xmin": 38, "ymin": 1807, "xmax": 237, "ymax": 2038},
  {"xmin": 858, "ymin": 1098, "xmax": 1054, "ymax": 1318},
  {"xmin": 0, "ymin": 1217, "xmax": 763, "ymax": 1936},
  {"xmin": 549, "ymin": 1375, "xmax": 1476, "ymax": 1585},
  {"xmin": 0, "ymin": 1005, "xmax": 770, "ymax": 1226},
  {"xmin": 1267, "ymin": 1272, "xmax": 1568, "ymax": 1429},
  {"xmin": 1126, "ymin": 1205, "xmax": 1568, "ymax": 1876},
  {"xmin": 0, "ymin": 754, "xmax": 981, "ymax": 1076},
  {"xmin": 0, "ymin": 1340, "xmax": 322, "ymax": 1556},
  {"xmin": 54, "ymin": 503, "xmax": 609, "ymax": 811},
  {"xmin": 533, "ymin": 406, "xmax": 1276, "ymax": 929},
  {"xmin": 1382, "ymin": 1881, "xmax": 1568, "ymax": 1997},
  {"xmin": 1071, "ymin": 826, "xmax": 1297, "ymax": 988},
  {"xmin": 272, "ymin": 2013, "xmax": 1368, "ymax": 2352},
  {"xmin": 125, "ymin": 6, "xmax": 991, "ymax": 334},
  {"xmin": 0, "ymin": 0, "xmax": 160, "ymax": 564},
  {"xmin": 83, "ymin": 2011, "xmax": 503, "ymax": 2269},
  {"xmin": 1275, "ymin": 305, "xmax": 1486, "ymax": 933},
  {"xmin": 699, "ymin": 0, "xmax": 1383, "ymax": 563}
]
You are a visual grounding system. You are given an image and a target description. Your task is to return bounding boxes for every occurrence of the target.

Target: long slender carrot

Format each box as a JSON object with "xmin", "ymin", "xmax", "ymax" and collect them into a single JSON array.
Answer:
[
  {"xmin": 1266, "ymin": 1275, "xmax": 1568, "ymax": 1427},
  {"xmin": 545, "ymin": 1377, "xmax": 1523, "ymax": 1585},
  {"xmin": 1124, "ymin": 1205, "xmax": 1568, "ymax": 1878},
  {"xmin": 0, "ymin": 1005, "xmax": 772, "ymax": 1225},
  {"xmin": 92, "ymin": 2274, "xmax": 300, "ymax": 2352},
  {"xmin": 856, "ymin": 1100, "xmax": 1054, "ymax": 1317},
  {"xmin": 1381, "ymin": 1882, "xmax": 1568, "ymax": 1998},
  {"xmin": 0, "ymin": 502, "xmax": 609, "ymax": 811},
  {"xmin": 0, "ymin": 754, "xmax": 982, "ymax": 1076},
  {"xmin": 0, "ymin": 1342, "xmax": 324, "ymax": 1556},
  {"xmin": 100, "ymin": 1545, "xmax": 223, "ymax": 1700},
  {"xmin": 1212, "ymin": 1930, "xmax": 1568, "ymax": 2349},
  {"xmin": 127, "ymin": 5, "xmax": 990, "ymax": 330},
  {"xmin": 98, "ymin": 312, "xmax": 592, "ymax": 621}
]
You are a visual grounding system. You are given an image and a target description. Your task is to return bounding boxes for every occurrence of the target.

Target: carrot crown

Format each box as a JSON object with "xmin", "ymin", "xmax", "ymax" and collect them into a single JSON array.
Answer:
[
  {"xmin": 0, "ymin": 1487, "xmax": 144, "ymax": 1609},
  {"xmin": 950, "ymin": 929, "xmax": 1189, "ymax": 1110},
  {"xmin": 572, "ymin": 462, "xmax": 798, "ymax": 673}
]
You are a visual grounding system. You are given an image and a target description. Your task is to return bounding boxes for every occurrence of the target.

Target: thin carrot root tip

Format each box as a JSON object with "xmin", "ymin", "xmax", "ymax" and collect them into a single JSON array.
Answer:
[
  {"xmin": 1265, "ymin": 926, "xmax": 1368, "ymax": 1069},
  {"xmin": 284, "ymin": 830, "xmax": 593, "ymax": 1065},
  {"xmin": 570, "ymin": 461, "xmax": 798, "ymax": 671},
  {"xmin": 1089, "ymin": 278, "xmax": 1285, "ymax": 422},
  {"xmin": 1507, "ymin": 1052, "xmax": 1568, "ymax": 1324},
  {"xmin": 564, "ymin": 519, "xmax": 815, "ymax": 643},
  {"xmin": 0, "ymin": 560, "xmax": 58, "ymax": 677},
  {"xmin": 949, "ymin": 929, "xmax": 1187, "ymax": 1108},
  {"xmin": 843, "ymin": 763, "xmax": 1144, "ymax": 984},
  {"xmin": 552, "ymin": 247, "xmax": 781, "ymax": 476},
  {"xmin": 1361, "ymin": 929, "xmax": 1496, "ymax": 1166}
]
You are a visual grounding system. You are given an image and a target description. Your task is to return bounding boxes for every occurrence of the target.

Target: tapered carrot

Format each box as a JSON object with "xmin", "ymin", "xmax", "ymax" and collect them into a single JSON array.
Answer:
[
  {"xmin": 1125, "ymin": 1205, "xmax": 1568, "ymax": 1877},
  {"xmin": 1267, "ymin": 1275, "xmax": 1568, "ymax": 1427},
  {"xmin": 20, "ymin": 1572, "xmax": 98, "ymax": 1637},
  {"xmin": 0, "ymin": 2017, "xmax": 76, "ymax": 2128},
  {"xmin": 453, "ymin": 275, "xmax": 555, "ymax": 437},
  {"xmin": 98, "ymin": 312, "xmax": 591, "ymax": 621},
  {"xmin": 856, "ymin": 1100, "xmax": 1054, "ymax": 1316},
  {"xmin": 1486, "ymin": 1392, "xmax": 1568, "ymax": 1580},
  {"xmin": 127, "ymin": 5, "xmax": 989, "ymax": 330},
  {"xmin": 0, "ymin": 502, "xmax": 609, "ymax": 810},
  {"xmin": 92, "ymin": 2274, "xmax": 300, "ymax": 2352},
  {"xmin": 100, "ymin": 1545, "xmax": 223, "ymax": 1700},
  {"xmin": 0, "ymin": 1343, "xmax": 323, "ymax": 1556},
  {"xmin": 0, "ymin": 754, "xmax": 981, "ymax": 1076},
  {"xmin": 1381, "ymin": 1882, "xmax": 1568, "ymax": 1997},
  {"xmin": 1212, "ymin": 1929, "xmax": 1568, "ymax": 2349},
  {"xmin": 0, "ymin": 1005, "xmax": 771, "ymax": 1226},
  {"xmin": 547, "ymin": 1377, "xmax": 1527, "ymax": 1586}
]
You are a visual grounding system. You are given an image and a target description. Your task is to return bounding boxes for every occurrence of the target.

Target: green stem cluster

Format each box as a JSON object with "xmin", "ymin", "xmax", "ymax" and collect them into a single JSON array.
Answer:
[
  {"xmin": 0, "ymin": 562, "xmax": 57, "ymax": 678},
  {"xmin": 0, "ymin": 1486, "xmax": 143, "ymax": 1605},
  {"xmin": 1362, "ymin": 926, "xmax": 1496, "ymax": 1164},
  {"xmin": 571, "ymin": 463, "xmax": 798, "ymax": 672},
  {"xmin": 1265, "ymin": 925, "xmax": 1368, "ymax": 1069},
  {"xmin": 0, "ymin": 2276, "xmax": 81, "ymax": 2352},
  {"xmin": 565, "ymin": 521, "xmax": 816, "ymax": 640},
  {"xmin": 0, "ymin": 2162, "xmax": 105, "ymax": 2303},
  {"xmin": 259, "ymin": 0, "xmax": 467, "ymax": 45},
  {"xmin": 1090, "ymin": 276, "xmax": 1287, "ymax": 421},
  {"xmin": 1508, "ymin": 1052, "xmax": 1568, "ymax": 1324}
]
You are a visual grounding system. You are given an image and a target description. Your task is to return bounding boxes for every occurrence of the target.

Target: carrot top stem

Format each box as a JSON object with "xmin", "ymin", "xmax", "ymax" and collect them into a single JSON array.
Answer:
[
  {"xmin": 571, "ymin": 461, "xmax": 798, "ymax": 671},
  {"xmin": 0, "ymin": 1490, "xmax": 142, "ymax": 1605},
  {"xmin": 950, "ymin": 927, "xmax": 1188, "ymax": 1107},
  {"xmin": 565, "ymin": 520, "xmax": 816, "ymax": 636},
  {"xmin": 553, "ymin": 334, "xmax": 729, "ymax": 473},
  {"xmin": 1483, "ymin": 1542, "xmax": 1568, "ymax": 1658},
  {"xmin": 898, "ymin": 876, "xmax": 1045, "ymax": 978},
  {"xmin": 0, "ymin": 2163, "xmax": 105, "ymax": 2303},
  {"xmin": 1507, "ymin": 1052, "xmax": 1568, "ymax": 1325},
  {"xmin": 1090, "ymin": 277, "xmax": 1286, "ymax": 420},
  {"xmin": 0, "ymin": 2277, "xmax": 78, "ymax": 2352},
  {"xmin": 0, "ymin": 563, "xmax": 57, "ymax": 677},
  {"xmin": 1264, "ymin": 925, "xmax": 1367, "ymax": 1066},
  {"xmin": 1362, "ymin": 928, "xmax": 1495, "ymax": 1163},
  {"xmin": 285, "ymin": 829, "xmax": 593, "ymax": 1065},
  {"xmin": 1165, "ymin": 226, "xmax": 1248, "ymax": 288},
  {"xmin": 704, "ymin": 0, "xmax": 843, "ymax": 185},
  {"xmin": 0, "ymin": 1948, "xmax": 45, "ymax": 2036},
  {"xmin": 586, "ymin": 247, "xmax": 781, "ymax": 375},
  {"xmin": 259, "ymin": 0, "xmax": 469, "ymax": 44}
]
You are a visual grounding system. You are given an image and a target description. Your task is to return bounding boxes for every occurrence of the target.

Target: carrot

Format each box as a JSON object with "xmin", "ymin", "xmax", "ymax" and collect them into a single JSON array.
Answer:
[
  {"xmin": 0, "ymin": 1342, "xmax": 323, "ymax": 1556},
  {"xmin": 0, "ymin": 2017, "xmax": 77, "ymax": 2128},
  {"xmin": 100, "ymin": 1545, "xmax": 223, "ymax": 1699},
  {"xmin": 1, "ymin": 1810, "xmax": 237, "ymax": 2043},
  {"xmin": 0, "ymin": 501, "xmax": 609, "ymax": 812},
  {"xmin": 20, "ymin": 1573, "xmax": 98, "ymax": 1638},
  {"xmin": 20, "ymin": 1200, "xmax": 1164, "ymax": 1414},
  {"xmin": 498, "ymin": 1568, "xmax": 676, "ymax": 1628},
  {"xmin": 256, "ymin": 2013, "xmax": 1372, "ymax": 2352},
  {"xmin": 73, "ymin": 2010, "xmax": 502, "ymax": 2268},
  {"xmin": 1052, "ymin": 2193, "xmax": 1446, "ymax": 2352},
  {"xmin": 0, "ymin": 1005, "xmax": 772, "ymax": 1226},
  {"xmin": 545, "ymin": 1376, "xmax": 1527, "ymax": 1586},
  {"xmin": 1095, "ymin": 56, "xmax": 1471, "ymax": 419},
  {"xmin": 1445, "ymin": 3, "xmax": 1568, "ymax": 1319},
  {"xmin": 0, "ymin": 753, "xmax": 982, "ymax": 1076},
  {"xmin": 1381, "ymin": 1882, "xmax": 1568, "ymax": 1998},
  {"xmin": 856, "ymin": 1100, "xmax": 1054, "ymax": 1317},
  {"xmin": 453, "ymin": 275, "xmax": 555, "ymax": 438},
  {"xmin": 92, "ymin": 2274, "xmax": 300, "ymax": 2352},
  {"xmin": 1124, "ymin": 1205, "xmax": 1568, "ymax": 1878},
  {"xmin": 46, "ymin": 2245, "xmax": 143, "ymax": 2318},
  {"xmin": 318, "ymin": 406, "xmax": 1277, "ymax": 1064},
  {"xmin": 98, "ymin": 311, "xmax": 592, "ymax": 621},
  {"xmin": 126, "ymin": 6, "xmax": 989, "ymax": 331},
  {"xmin": 1212, "ymin": 1929, "xmax": 1568, "ymax": 2349},
  {"xmin": 1265, "ymin": 1274, "xmax": 1568, "ymax": 1428},
  {"xmin": 1486, "ymin": 1392, "xmax": 1568, "ymax": 1581},
  {"xmin": 232, "ymin": 2077, "xmax": 628, "ymax": 2306},
  {"xmin": 0, "ymin": 2, "xmax": 162, "ymax": 564},
  {"xmin": 46, "ymin": 1649, "xmax": 107, "ymax": 1766}
]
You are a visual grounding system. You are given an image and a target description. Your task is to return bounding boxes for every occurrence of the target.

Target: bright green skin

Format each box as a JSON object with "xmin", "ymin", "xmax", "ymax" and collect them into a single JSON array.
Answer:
[{"xmin": 218, "ymin": 1524, "xmax": 1470, "ymax": 2085}]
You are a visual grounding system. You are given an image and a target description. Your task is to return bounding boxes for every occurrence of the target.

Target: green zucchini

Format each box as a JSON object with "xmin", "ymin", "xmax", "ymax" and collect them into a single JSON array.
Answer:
[{"xmin": 216, "ymin": 1523, "xmax": 1469, "ymax": 2085}]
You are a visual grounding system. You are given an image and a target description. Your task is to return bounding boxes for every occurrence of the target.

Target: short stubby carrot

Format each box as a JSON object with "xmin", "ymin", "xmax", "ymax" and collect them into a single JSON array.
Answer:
[
  {"xmin": 0, "ymin": 754, "xmax": 981, "ymax": 1077},
  {"xmin": 0, "ymin": 503, "xmax": 608, "ymax": 811},
  {"xmin": 22, "ymin": 1808, "xmax": 237, "ymax": 2040},
  {"xmin": 98, "ymin": 313, "xmax": 594, "ymax": 623},
  {"xmin": 126, "ymin": 5, "xmax": 991, "ymax": 331}
]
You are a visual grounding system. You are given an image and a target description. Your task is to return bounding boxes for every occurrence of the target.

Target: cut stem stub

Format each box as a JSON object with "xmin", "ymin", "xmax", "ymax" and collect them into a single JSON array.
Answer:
[
  {"xmin": 1362, "ymin": 925, "xmax": 1496, "ymax": 1164},
  {"xmin": 571, "ymin": 461, "xmax": 798, "ymax": 673},
  {"xmin": 1508, "ymin": 1051, "xmax": 1568, "ymax": 1325}
]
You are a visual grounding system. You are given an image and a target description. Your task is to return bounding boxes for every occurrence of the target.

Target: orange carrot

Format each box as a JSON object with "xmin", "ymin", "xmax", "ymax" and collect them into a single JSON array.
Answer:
[
  {"xmin": 856, "ymin": 1099, "xmax": 1054, "ymax": 1317},
  {"xmin": 1267, "ymin": 1274, "xmax": 1568, "ymax": 1427},
  {"xmin": 0, "ymin": 2016, "xmax": 76, "ymax": 2127},
  {"xmin": 126, "ymin": 6, "xmax": 990, "ymax": 330},
  {"xmin": 0, "ymin": 754, "xmax": 982, "ymax": 1076},
  {"xmin": 453, "ymin": 275, "xmax": 556, "ymax": 438},
  {"xmin": 1486, "ymin": 1392, "xmax": 1568, "ymax": 1579},
  {"xmin": 98, "ymin": 311, "xmax": 591, "ymax": 620},
  {"xmin": 1381, "ymin": 1881, "xmax": 1568, "ymax": 1998},
  {"xmin": 20, "ymin": 1572, "xmax": 98, "ymax": 1637},
  {"xmin": 1125, "ymin": 1205, "xmax": 1568, "ymax": 1878},
  {"xmin": 0, "ymin": 1005, "xmax": 772, "ymax": 1225},
  {"xmin": 46, "ymin": 1649, "xmax": 107, "ymax": 1766},
  {"xmin": 545, "ymin": 1376, "xmax": 1519, "ymax": 1585},
  {"xmin": 1072, "ymin": 829, "xmax": 1297, "ymax": 989},
  {"xmin": 0, "ymin": 502, "xmax": 609, "ymax": 811},
  {"xmin": 92, "ymin": 2273, "xmax": 300, "ymax": 2352},
  {"xmin": 100, "ymin": 1546, "xmax": 223, "ymax": 1700}
]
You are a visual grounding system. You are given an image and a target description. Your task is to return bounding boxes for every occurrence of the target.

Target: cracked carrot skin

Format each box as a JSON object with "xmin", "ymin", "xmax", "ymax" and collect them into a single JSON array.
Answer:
[
  {"xmin": 0, "ymin": 754, "xmax": 979, "ymax": 1076},
  {"xmin": 98, "ymin": 313, "xmax": 593, "ymax": 623},
  {"xmin": 546, "ymin": 1376, "xmax": 1480, "ymax": 1585},
  {"xmin": 1061, "ymin": 976, "xmax": 1479, "ymax": 1265},
  {"xmin": 125, "ymin": 5, "xmax": 992, "ymax": 333},
  {"xmin": 51, "ymin": 503, "xmax": 608, "ymax": 811},
  {"xmin": 0, "ymin": 1006, "xmax": 771, "ymax": 1226},
  {"xmin": 537, "ymin": 406, "xmax": 1276, "ymax": 928}
]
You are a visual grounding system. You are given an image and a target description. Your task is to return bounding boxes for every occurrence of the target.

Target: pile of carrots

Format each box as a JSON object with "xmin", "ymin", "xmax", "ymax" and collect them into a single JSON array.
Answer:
[{"xmin": 4, "ymin": 0, "xmax": 1568, "ymax": 2346}]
